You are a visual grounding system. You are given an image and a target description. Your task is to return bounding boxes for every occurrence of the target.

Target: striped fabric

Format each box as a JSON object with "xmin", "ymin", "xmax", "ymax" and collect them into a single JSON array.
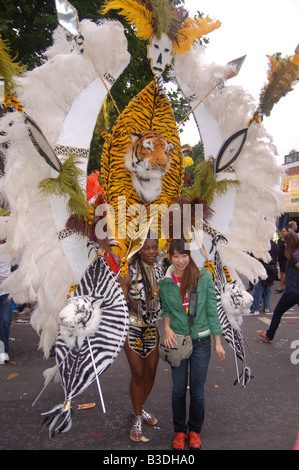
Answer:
[
  {"xmin": 55, "ymin": 256, "xmax": 129, "ymax": 401},
  {"xmin": 213, "ymin": 250, "xmax": 246, "ymax": 361}
]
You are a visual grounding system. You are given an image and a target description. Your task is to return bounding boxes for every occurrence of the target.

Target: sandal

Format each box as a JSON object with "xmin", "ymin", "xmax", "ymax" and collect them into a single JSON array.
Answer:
[
  {"xmin": 131, "ymin": 409, "xmax": 158, "ymax": 426},
  {"xmin": 130, "ymin": 415, "xmax": 142, "ymax": 442},
  {"xmin": 141, "ymin": 409, "xmax": 158, "ymax": 426},
  {"xmin": 257, "ymin": 330, "xmax": 271, "ymax": 343}
]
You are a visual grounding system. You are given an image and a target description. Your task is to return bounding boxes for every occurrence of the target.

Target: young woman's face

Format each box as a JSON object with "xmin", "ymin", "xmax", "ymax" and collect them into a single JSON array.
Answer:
[
  {"xmin": 139, "ymin": 239, "xmax": 158, "ymax": 265},
  {"xmin": 281, "ymin": 228, "xmax": 288, "ymax": 237},
  {"xmin": 171, "ymin": 249, "xmax": 190, "ymax": 273}
]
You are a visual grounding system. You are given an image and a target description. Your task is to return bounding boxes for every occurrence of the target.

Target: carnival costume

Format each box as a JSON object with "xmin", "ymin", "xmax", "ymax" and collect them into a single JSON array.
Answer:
[
  {"xmin": 127, "ymin": 259, "xmax": 164, "ymax": 357},
  {"xmin": 0, "ymin": 0, "xmax": 298, "ymax": 437}
]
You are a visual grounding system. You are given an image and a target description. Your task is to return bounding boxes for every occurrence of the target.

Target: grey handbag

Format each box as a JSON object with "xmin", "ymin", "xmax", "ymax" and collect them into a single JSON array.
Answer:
[
  {"xmin": 158, "ymin": 284, "xmax": 197, "ymax": 367},
  {"xmin": 158, "ymin": 332, "xmax": 193, "ymax": 367}
]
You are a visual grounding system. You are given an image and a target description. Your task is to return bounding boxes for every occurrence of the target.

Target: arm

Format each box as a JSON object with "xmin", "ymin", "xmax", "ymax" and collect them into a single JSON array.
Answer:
[
  {"xmin": 213, "ymin": 334, "xmax": 226, "ymax": 362},
  {"xmin": 159, "ymin": 283, "xmax": 177, "ymax": 348},
  {"xmin": 163, "ymin": 316, "xmax": 177, "ymax": 348},
  {"xmin": 118, "ymin": 272, "xmax": 131, "ymax": 300}
]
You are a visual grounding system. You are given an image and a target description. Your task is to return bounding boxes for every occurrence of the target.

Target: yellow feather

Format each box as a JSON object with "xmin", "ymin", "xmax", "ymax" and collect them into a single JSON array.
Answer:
[
  {"xmin": 100, "ymin": 0, "xmax": 154, "ymax": 40},
  {"xmin": 258, "ymin": 53, "xmax": 299, "ymax": 117},
  {"xmin": 174, "ymin": 17, "xmax": 221, "ymax": 54},
  {"xmin": 292, "ymin": 54, "xmax": 299, "ymax": 67}
]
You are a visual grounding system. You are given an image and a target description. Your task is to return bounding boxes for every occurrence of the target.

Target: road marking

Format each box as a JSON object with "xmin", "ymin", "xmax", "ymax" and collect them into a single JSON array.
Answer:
[{"xmin": 257, "ymin": 317, "xmax": 271, "ymax": 325}]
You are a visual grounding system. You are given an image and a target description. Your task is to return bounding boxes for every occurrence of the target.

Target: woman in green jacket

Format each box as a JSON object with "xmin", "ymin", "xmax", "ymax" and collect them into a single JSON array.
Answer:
[{"xmin": 159, "ymin": 239, "xmax": 225, "ymax": 450}]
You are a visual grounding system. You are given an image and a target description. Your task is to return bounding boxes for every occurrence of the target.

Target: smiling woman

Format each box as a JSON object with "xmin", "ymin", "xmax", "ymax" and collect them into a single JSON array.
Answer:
[
  {"xmin": 158, "ymin": 238, "xmax": 225, "ymax": 450},
  {"xmin": 119, "ymin": 238, "xmax": 164, "ymax": 442}
]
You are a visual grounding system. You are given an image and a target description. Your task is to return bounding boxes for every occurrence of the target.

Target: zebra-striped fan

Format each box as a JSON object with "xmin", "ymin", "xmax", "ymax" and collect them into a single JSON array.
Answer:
[
  {"xmin": 214, "ymin": 250, "xmax": 253, "ymax": 387},
  {"xmin": 41, "ymin": 256, "xmax": 129, "ymax": 437},
  {"xmin": 214, "ymin": 250, "xmax": 245, "ymax": 361}
]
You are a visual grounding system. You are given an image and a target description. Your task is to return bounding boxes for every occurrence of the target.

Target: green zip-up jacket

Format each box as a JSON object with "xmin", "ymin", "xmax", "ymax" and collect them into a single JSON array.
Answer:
[{"xmin": 158, "ymin": 265, "xmax": 223, "ymax": 339}]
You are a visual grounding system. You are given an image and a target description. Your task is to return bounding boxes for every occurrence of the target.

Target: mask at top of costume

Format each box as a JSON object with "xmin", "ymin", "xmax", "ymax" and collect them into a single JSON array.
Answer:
[{"xmin": 147, "ymin": 33, "xmax": 174, "ymax": 75}]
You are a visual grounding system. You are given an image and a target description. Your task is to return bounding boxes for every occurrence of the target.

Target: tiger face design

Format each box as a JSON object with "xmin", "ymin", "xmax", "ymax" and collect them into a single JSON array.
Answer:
[
  {"xmin": 221, "ymin": 281, "xmax": 253, "ymax": 331},
  {"xmin": 57, "ymin": 296, "xmax": 102, "ymax": 350},
  {"xmin": 124, "ymin": 130, "xmax": 174, "ymax": 203}
]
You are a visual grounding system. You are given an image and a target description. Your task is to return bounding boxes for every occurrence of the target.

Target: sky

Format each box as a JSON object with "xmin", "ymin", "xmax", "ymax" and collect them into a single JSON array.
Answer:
[{"xmin": 180, "ymin": 0, "xmax": 299, "ymax": 165}]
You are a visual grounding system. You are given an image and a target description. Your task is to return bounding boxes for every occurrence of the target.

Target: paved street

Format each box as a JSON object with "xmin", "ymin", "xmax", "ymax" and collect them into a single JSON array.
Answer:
[{"xmin": 1, "ymin": 280, "xmax": 299, "ymax": 452}]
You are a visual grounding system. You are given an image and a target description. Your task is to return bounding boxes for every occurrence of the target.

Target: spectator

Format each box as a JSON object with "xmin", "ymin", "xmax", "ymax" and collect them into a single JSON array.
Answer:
[
  {"xmin": 250, "ymin": 239, "xmax": 278, "ymax": 315},
  {"xmin": 258, "ymin": 232, "xmax": 299, "ymax": 342},
  {"xmin": 0, "ymin": 239, "xmax": 13, "ymax": 364},
  {"xmin": 276, "ymin": 226, "xmax": 288, "ymax": 292},
  {"xmin": 288, "ymin": 220, "xmax": 298, "ymax": 234}
]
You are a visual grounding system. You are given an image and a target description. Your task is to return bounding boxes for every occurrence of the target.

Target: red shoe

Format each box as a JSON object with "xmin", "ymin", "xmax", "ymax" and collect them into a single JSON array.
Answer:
[
  {"xmin": 172, "ymin": 432, "xmax": 187, "ymax": 450},
  {"xmin": 189, "ymin": 431, "xmax": 202, "ymax": 450}
]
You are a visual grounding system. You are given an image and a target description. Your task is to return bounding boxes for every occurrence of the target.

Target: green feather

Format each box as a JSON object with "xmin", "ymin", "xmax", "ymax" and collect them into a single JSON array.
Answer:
[
  {"xmin": 38, "ymin": 156, "xmax": 91, "ymax": 217},
  {"xmin": 182, "ymin": 157, "xmax": 240, "ymax": 205}
]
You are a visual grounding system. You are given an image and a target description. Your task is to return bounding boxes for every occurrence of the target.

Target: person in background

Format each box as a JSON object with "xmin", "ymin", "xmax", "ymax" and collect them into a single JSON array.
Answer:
[
  {"xmin": 119, "ymin": 238, "xmax": 164, "ymax": 442},
  {"xmin": 276, "ymin": 226, "xmax": 289, "ymax": 293},
  {"xmin": 288, "ymin": 220, "xmax": 298, "ymax": 234},
  {"xmin": 0, "ymin": 239, "xmax": 13, "ymax": 364},
  {"xmin": 258, "ymin": 232, "xmax": 299, "ymax": 342},
  {"xmin": 158, "ymin": 239, "xmax": 225, "ymax": 451},
  {"xmin": 250, "ymin": 239, "xmax": 278, "ymax": 315}
]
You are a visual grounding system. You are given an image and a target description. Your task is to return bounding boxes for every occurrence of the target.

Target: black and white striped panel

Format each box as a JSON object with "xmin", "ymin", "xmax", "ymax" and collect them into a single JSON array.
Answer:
[
  {"xmin": 56, "ymin": 256, "xmax": 129, "ymax": 400},
  {"xmin": 214, "ymin": 251, "xmax": 245, "ymax": 361}
]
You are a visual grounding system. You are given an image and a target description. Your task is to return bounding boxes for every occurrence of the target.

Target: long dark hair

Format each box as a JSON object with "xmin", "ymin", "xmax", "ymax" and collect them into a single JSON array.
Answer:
[
  {"xmin": 285, "ymin": 232, "xmax": 299, "ymax": 262},
  {"xmin": 169, "ymin": 239, "xmax": 200, "ymax": 300},
  {"xmin": 132, "ymin": 238, "xmax": 157, "ymax": 307}
]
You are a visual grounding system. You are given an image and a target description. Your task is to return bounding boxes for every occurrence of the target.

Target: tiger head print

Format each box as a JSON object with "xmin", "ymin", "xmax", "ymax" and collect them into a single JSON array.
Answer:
[
  {"xmin": 124, "ymin": 130, "xmax": 174, "ymax": 203},
  {"xmin": 57, "ymin": 296, "xmax": 102, "ymax": 350}
]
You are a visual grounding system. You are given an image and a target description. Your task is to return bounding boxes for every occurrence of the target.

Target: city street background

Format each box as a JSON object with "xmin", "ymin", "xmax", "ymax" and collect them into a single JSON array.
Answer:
[{"xmin": 1, "ymin": 280, "xmax": 299, "ymax": 451}]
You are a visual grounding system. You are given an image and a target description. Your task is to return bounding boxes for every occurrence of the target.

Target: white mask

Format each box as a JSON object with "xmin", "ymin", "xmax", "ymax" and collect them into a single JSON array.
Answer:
[{"xmin": 147, "ymin": 33, "xmax": 174, "ymax": 75}]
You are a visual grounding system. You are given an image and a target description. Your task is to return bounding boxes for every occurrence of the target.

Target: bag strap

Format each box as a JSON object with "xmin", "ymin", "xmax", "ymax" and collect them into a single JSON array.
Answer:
[{"xmin": 188, "ymin": 282, "xmax": 198, "ymax": 333}]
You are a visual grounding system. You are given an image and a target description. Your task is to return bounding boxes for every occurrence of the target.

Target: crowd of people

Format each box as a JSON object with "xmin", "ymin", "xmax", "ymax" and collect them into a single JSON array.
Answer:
[{"xmin": 1, "ymin": 222, "xmax": 298, "ymax": 450}]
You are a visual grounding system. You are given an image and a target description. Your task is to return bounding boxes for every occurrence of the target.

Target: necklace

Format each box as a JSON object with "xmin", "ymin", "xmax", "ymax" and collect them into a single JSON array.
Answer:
[
  {"xmin": 142, "ymin": 262, "xmax": 155, "ymax": 270},
  {"xmin": 172, "ymin": 273, "xmax": 182, "ymax": 287}
]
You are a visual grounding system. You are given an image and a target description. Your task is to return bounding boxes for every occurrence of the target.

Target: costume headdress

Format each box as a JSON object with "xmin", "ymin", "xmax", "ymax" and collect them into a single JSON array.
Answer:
[{"xmin": 100, "ymin": 0, "xmax": 221, "ymax": 53}]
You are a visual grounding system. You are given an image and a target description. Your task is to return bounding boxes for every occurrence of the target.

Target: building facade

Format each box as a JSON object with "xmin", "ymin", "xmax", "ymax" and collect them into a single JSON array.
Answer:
[{"xmin": 280, "ymin": 151, "xmax": 299, "ymax": 228}]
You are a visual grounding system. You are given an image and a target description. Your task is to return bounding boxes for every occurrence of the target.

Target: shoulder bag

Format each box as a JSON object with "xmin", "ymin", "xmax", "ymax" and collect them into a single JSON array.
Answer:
[{"xmin": 158, "ymin": 286, "xmax": 198, "ymax": 367}]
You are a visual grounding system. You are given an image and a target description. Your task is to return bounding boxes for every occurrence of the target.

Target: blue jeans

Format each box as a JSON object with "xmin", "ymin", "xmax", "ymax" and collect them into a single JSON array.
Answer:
[
  {"xmin": 251, "ymin": 279, "xmax": 272, "ymax": 311},
  {"xmin": 171, "ymin": 336, "xmax": 211, "ymax": 434},
  {"xmin": 0, "ymin": 293, "xmax": 12, "ymax": 353},
  {"xmin": 267, "ymin": 291, "xmax": 299, "ymax": 340}
]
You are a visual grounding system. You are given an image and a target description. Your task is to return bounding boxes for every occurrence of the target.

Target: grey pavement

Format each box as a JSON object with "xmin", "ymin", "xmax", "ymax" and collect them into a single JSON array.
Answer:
[{"xmin": 1, "ymin": 280, "xmax": 299, "ymax": 451}]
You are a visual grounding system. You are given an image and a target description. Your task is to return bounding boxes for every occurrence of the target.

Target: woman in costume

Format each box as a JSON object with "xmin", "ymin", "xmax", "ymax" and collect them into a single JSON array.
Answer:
[
  {"xmin": 258, "ymin": 232, "xmax": 299, "ymax": 343},
  {"xmin": 158, "ymin": 239, "xmax": 225, "ymax": 450},
  {"xmin": 119, "ymin": 238, "xmax": 164, "ymax": 442}
]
